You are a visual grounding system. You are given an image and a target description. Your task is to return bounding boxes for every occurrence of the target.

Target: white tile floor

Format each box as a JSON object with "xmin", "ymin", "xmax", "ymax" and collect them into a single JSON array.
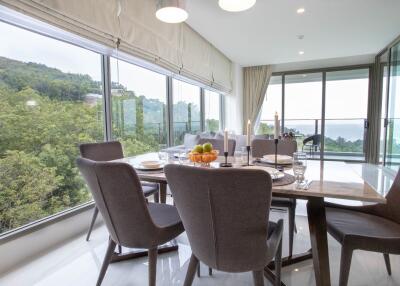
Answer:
[{"xmin": 1, "ymin": 210, "xmax": 400, "ymax": 286}]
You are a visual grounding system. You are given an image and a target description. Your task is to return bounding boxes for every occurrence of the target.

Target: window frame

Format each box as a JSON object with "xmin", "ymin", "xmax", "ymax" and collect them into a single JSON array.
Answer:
[
  {"xmin": 0, "ymin": 16, "xmax": 225, "ymax": 240},
  {"xmin": 263, "ymin": 64, "xmax": 373, "ymax": 163}
]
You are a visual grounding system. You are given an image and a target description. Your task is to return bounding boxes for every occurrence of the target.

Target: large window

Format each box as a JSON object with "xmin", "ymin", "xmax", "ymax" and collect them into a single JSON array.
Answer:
[
  {"xmin": 110, "ymin": 58, "xmax": 168, "ymax": 156},
  {"xmin": 325, "ymin": 69, "xmax": 369, "ymax": 161},
  {"xmin": 204, "ymin": 89, "xmax": 221, "ymax": 132},
  {"xmin": 258, "ymin": 68, "xmax": 370, "ymax": 161},
  {"xmin": 172, "ymin": 79, "xmax": 201, "ymax": 145},
  {"xmin": 258, "ymin": 76, "xmax": 282, "ymax": 135},
  {"xmin": 284, "ymin": 73, "xmax": 323, "ymax": 150},
  {"xmin": 0, "ymin": 22, "xmax": 104, "ymax": 234}
]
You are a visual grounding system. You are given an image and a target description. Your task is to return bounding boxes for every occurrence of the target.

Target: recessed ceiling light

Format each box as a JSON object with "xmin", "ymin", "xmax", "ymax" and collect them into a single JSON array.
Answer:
[
  {"xmin": 156, "ymin": 0, "xmax": 188, "ymax": 24},
  {"xmin": 299, "ymin": 51, "xmax": 305, "ymax": 55},
  {"xmin": 219, "ymin": 0, "xmax": 257, "ymax": 12},
  {"xmin": 297, "ymin": 7, "xmax": 305, "ymax": 14}
]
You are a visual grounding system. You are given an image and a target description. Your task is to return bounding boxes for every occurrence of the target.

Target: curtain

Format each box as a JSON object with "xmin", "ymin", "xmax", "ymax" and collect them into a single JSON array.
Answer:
[
  {"xmin": 242, "ymin": 65, "xmax": 272, "ymax": 132},
  {"xmin": 366, "ymin": 62, "xmax": 380, "ymax": 163}
]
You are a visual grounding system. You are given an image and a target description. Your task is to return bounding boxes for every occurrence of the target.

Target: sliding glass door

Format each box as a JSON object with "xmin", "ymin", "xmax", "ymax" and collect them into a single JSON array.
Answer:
[{"xmin": 385, "ymin": 43, "xmax": 400, "ymax": 170}]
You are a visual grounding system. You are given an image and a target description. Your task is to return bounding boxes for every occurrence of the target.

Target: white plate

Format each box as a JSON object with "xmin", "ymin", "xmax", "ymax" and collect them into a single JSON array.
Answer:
[
  {"xmin": 243, "ymin": 165, "xmax": 285, "ymax": 180},
  {"xmin": 262, "ymin": 154, "xmax": 293, "ymax": 165},
  {"xmin": 140, "ymin": 160, "xmax": 162, "ymax": 169}
]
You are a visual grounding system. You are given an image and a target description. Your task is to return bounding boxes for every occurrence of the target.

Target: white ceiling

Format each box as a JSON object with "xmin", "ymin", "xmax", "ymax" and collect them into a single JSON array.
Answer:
[{"xmin": 186, "ymin": 0, "xmax": 400, "ymax": 67}]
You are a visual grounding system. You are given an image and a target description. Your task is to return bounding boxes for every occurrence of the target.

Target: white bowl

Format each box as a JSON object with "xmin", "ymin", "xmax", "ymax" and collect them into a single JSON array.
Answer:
[{"xmin": 140, "ymin": 160, "xmax": 162, "ymax": 169}]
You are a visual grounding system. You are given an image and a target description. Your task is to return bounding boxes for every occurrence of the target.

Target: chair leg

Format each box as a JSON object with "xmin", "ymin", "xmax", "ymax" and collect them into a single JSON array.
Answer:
[
  {"xmin": 184, "ymin": 254, "xmax": 199, "ymax": 286},
  {"xmin": 96, "ymin": 238, "xmax": 116, "ymax": 286},
  {"xmin": 288, "ymin": 204, "xmax": 295, "ymax": 257},
  {"xmin": 118, "ymin": 244, "xmax": 122, "ymax": 254},
  {"xmin": 154, "ymin": 192, "xmax": 159, "ymax": 203},
  {"xmin": 274, "ymin": 240, "xmax": 282, "ymax": 286},
  {"xmin": 252, "ymin": 270, "xmax": 265, "ymax": 286},
  {"xmin": 86, "ymin": 207, "xmax": 99, "ymax": 241},
  {"xmin": 197, "ymin": 263, "xmax": 200, "ymax": 277},
  {"xmin": 339, "ymin": 245, "xmax": 353, "ymax": 286},
  {"xmin": 294, "ymin": 222, "xmax": 298, "ymax": 234},
  {"xmin": 383, "ymin": 253, "xmax": 392, "ymax": 276},
  {"xmin": 148, "ymin": 248, "xmax": 158, "ymax": 286},
  {"xmin": 209, "ymin": 267, "xmax": 213, "ymax": 276}
]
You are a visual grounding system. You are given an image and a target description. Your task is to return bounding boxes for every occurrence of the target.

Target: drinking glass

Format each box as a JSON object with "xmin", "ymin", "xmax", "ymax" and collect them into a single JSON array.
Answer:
[
  {"xmin": 241, "ymin": 146, "xmax": 248, "ymax": 164},
  {"xmin": 158, "ymin": 151, "xmax": 168, "ymax": 163},
  {"xmin": 293, "ymin": 152, "xmax": 307, "ymax": 183}
]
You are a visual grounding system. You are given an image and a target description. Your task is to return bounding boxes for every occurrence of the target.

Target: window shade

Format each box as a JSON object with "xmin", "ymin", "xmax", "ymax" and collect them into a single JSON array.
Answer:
[{"xmin": 0, "ymin": 0, "xmax": 233, "ymax": 93}]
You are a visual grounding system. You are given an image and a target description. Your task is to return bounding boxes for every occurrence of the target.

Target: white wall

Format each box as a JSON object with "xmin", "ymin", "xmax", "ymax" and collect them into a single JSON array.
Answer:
[
  {"xmin": 0, "ymin": 207, "xmax": 102, "ymax": 275},
  {"xmin": 225, "ymin": 62, "xmax": 243, "ymax": 134}
]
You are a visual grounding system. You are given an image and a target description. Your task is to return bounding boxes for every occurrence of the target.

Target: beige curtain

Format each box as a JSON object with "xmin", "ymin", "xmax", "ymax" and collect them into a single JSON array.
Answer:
[{"xmin": 243, "ymin": 65, "xmax": 272, "ymax": 132}]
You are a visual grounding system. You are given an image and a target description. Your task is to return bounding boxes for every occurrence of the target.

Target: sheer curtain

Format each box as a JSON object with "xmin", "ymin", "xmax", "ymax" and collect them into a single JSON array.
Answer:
[{"xmin": 243, "ymin": 65, "xmax": 272, "ymax": 132}]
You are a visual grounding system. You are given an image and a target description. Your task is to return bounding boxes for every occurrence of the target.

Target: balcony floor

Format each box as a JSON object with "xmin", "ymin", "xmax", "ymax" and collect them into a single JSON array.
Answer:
[{"xmin": 1, "ymin": 209, "xmax": 400, "ymax": 286}]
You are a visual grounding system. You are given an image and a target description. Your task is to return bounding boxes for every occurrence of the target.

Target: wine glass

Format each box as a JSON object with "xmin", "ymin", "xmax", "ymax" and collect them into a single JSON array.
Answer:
[{"xmin": 293, "ymin": 152, "xmax": 307, "ymax": 183}]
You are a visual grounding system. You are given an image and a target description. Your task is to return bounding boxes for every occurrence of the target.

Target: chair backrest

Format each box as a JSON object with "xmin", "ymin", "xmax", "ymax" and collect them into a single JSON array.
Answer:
[
  {"xmin": 303, "ymin": 134, "xmax": 321, "ymax": 146},
  {"xmin": 164, "ymin": 164, "xmax": 273, "ymax": 272},
  {"xmin": 198, "ymin": 138, "xmax": 236, "ymax": 156},
  {"xmin": 76, "ymin": 158, "xmax": 158, "ymax": 248},
  {"xmin": 251, "ymin": 139, "xmax": 297, "ymax": 158},
  {"xmin": 183, "ymin": 134, "xmax": 200, "ymax": 149},
  {"xmin": 365, "ymin": 170, "xmax": 400, "ymax": 224},
  {"xmin": 79, "ymin": 141, "xmax": 124, "ymax": 161}
]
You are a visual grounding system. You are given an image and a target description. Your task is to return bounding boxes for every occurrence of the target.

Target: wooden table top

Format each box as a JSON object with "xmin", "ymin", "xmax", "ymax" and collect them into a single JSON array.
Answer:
[{"xmin": 115, "ymin": 153, "xmax": 388, "ymax": 203}]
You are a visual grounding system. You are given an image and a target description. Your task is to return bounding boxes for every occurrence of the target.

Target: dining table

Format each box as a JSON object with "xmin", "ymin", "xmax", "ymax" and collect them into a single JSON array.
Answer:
[{"xmin": 114, "ymin": 153, "xmax": 392, "ymax": 286}]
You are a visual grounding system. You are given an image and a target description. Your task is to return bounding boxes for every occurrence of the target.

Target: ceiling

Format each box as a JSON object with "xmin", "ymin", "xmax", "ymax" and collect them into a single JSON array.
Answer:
[{"xmin": 185, "ymin": 0, "xmax": 400, "ymax": 66}]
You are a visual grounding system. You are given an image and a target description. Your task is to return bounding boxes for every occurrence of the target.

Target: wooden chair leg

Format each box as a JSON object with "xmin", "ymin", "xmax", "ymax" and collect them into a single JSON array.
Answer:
[
  {"xmin": 96, "ymin": 238, "xmax": 116, "ymax": 286},
  {"xmin": 118, "ymin": 244, "xmax": 122, "ymax": 254},
  {"xmin": 288, "ymin": 205, "xmax": 295, "ymax": 257},
  {"xmin": 339, "ymin": 245, "xmax": 353, "ymax": 286},
  {"xmin": 274, "ymin": 240, "xmax": 282, "ymax": 286},
  {"xmin": 383, "ymin": 253, "xmax": 391, "ymax": 276},
  {"xmin": 148, "ymin": 248, "xmax": 158, "ymax": 286},
  {"xmin": 86, "ymin": 207, "xmax": 99, "ymax": 241},
  {"xmin": 252, "ymin": 270, "xmax": 265, "ymax": 286},
  {"xmin": 184, "ymin": 254, "xmax": 199, "ymax": 286}
]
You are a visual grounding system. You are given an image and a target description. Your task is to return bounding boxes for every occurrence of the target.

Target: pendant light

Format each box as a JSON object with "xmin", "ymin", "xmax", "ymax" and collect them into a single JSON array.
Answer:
[
  {"xmin": 218, "ymin": 0, "xmax": 256, "ymax": 12},
  {"xmin": 156, "ymin": 0, "xmax": 188, "ymax": 23}
]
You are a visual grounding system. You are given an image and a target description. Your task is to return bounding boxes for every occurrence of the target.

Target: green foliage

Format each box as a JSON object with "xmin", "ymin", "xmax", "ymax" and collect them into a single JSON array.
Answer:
[{"xmin": 206, "ymin": 119, "xmax": 220, "ymax": 133}]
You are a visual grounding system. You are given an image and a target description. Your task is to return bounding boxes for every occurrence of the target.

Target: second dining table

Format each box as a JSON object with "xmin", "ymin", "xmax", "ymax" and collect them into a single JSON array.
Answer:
[{"xmin": 115, "ymin": 153, "xmax": 389, "ymax": 286}]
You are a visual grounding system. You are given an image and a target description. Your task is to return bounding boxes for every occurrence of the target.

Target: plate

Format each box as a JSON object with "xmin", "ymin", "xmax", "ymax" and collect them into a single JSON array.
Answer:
[
  {"xmin": 135, "ymin": 160, "xmax": 164, "ymax": 171},
  {"xmin": 262, "ymin": 154, "xmax": 293, "ymax": 165},
  {"xmin": 243, "ymin": 165, "xmax": 285, "ymax": 180}
]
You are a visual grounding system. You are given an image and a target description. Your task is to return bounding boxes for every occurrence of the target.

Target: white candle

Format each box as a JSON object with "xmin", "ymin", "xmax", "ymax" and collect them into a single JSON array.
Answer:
[
  {"xmin": 274, "ymin": 112, "xmax": 280, "ymax": 139},
  {"xmin": 224, "ymin": 129, "xmax": 228, "ymax": 153},
  {"xmin": 246, "ymin": 120, "xmax": 251, "ymax": 146}
]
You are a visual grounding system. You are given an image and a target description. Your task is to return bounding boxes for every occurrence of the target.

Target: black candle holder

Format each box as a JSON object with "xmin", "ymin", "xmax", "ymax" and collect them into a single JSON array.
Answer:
[
  {"xmin": 220, "ymin": 151, "xmax": 232, "ymax": 167},
  {"xmin": 274, "ymin": 138, "xmax": 278, "ymax": 170},
  {"xmin": 246, "ymin": 145, "xmax": 251, "ymax": 166}
]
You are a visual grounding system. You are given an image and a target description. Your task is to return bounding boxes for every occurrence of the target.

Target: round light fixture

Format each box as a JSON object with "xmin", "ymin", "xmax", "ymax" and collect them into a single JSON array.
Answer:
[
  {"xmin": 219, "ymin": 0, "xmax": 257, "ymax": 12},
  {"xmin": 299, "ymin": 51, "xmax": 305, "ymax": 55},
  {"xmin": 297, "ymin": 7, "xmax": 305, "ymax": 14},
  {"xmin": 156, "ymin": 0, "xmax": 188, "ymax": 23}
]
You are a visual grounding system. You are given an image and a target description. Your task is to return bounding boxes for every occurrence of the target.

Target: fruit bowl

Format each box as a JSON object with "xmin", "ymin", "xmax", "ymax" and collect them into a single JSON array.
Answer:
[{"xmin": 189, "ymin": 150, "xmax": 219, "ymax": 166}]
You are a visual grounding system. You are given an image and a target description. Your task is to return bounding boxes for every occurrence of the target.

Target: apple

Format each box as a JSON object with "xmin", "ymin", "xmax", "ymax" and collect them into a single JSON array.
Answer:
[
  {"xmin": 203, "ymin": 142, "xmax": 213, "ymax": 153},
  {"xmin": 193, "ymin": 145, "xmax": 204, "ymax": 153}
]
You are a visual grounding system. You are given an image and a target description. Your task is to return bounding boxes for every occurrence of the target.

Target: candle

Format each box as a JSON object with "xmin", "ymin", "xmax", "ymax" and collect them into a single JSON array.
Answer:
[
  {"xmin": 224, "ymin": 129, "xmax": 228, "ymax": 153},
  {"xmin": 274, "ymin": 112, "xmax": 280, "ymax": 139},
  {"xmin": 246, "ymin": 120, "xmax": 251, "ymax": 146}
]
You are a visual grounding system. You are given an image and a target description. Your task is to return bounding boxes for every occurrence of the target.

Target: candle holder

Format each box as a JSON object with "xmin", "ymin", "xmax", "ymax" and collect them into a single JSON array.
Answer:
[
  {"xmin": 246, "ymin": 145, "xmax": 251, "ymax": 166},
  {"xmin": 220, "ymin": 151, "xmax": 232, "ymax": 167},
  {"xmin": 274, "ymin": 138, "xmax": 278, "ymax": 170}
]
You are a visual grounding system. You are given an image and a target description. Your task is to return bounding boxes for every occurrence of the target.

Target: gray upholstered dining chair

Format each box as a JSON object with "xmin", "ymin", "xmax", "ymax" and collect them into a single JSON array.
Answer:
[
  {"xmin": 325, "ymin": 170, "xmax": 400, "ymax": 286},
  {"xmin": 79, "ymin": 141, "xmax": 159, "ymax": 241},
  {"xmin": 198, "ymin": 138, "xmax": 236, "ymax": 156},
  {"xmin": 165, "ymin": 164, "xmax": 283, "ymax": 286},
  {"xmin": 77, "ymin": 158, "xmax": 184, "ymax": 286},
  {"xmin": 251, "ymin": 138, "xmax": 298, "ymax": 257}
]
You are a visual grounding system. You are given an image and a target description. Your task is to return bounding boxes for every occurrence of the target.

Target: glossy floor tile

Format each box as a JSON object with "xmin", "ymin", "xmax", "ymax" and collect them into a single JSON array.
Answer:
[{"xmin": 1, "ymin": 211, "xmax": 400, "ymax": 286}]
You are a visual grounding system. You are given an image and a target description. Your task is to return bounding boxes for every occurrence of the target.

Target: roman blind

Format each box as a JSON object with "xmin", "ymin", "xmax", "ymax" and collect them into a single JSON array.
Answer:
[{"xmin": 0, "ymin": 0, "xmax": 233, "ymax": 93}]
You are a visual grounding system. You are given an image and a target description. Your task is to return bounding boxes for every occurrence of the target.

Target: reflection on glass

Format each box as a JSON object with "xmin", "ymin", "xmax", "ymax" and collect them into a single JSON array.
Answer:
[
  {"xmin": 0, "ymin": 22, "xmax": 104, "ymax": 234},
  {"xmin": 204, "ymin": 90, "xmax": 221, "ymax": 132},
  {"xmin": 284, "ymin": 73, "xmax": 323, "ymax": 152},
  {"xmin": 258, "ymin": 76, "xmax": 282, "ymax": 135},
  {"xmin": 172, "ymin": 79, "xmax": 201, "ymax": 145},
  {"xmin": 325, "ymin": 69, "xmax": 369, "ymax": 161},
  {"xmin": 110, "ymin": 58, "xmax": 168, "ymax": 156},
  {"xmin": 386, "ymin": 42, "xmax": 400, "ymax": 170}
]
